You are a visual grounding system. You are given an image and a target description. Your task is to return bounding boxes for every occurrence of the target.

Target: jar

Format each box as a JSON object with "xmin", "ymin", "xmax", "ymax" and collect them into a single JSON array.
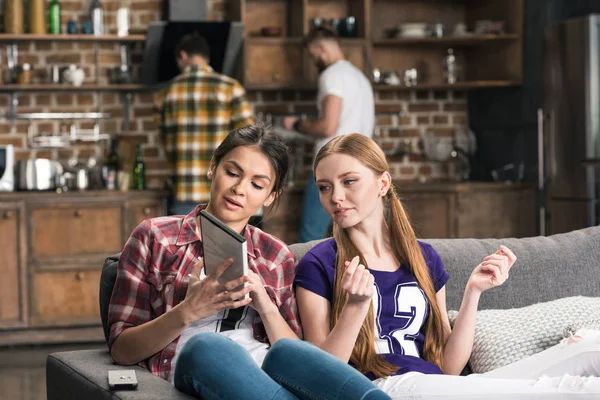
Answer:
[
  {"xmin": 17, "ymin": 64, "xmax": 32, "ymax": 84},
  {"xmin": 29, "ymin": 0, "xmax": 46, "ymax": 34},
  {"xmin": 4, "ymin": 0, "xmax": 24, "ymax": 34}
]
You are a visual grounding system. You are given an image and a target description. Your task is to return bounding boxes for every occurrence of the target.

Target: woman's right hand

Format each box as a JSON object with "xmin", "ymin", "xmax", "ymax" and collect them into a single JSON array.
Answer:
[
  {"xmin": 180, "ymin": 258, "xmax": 252, "ymax": 323},
  {"xmin": 341, "ymin": 256, "xmax": 374, "ymax": 305}
]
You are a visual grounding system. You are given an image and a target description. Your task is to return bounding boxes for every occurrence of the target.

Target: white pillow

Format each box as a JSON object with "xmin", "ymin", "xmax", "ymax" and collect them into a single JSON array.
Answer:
[{"xmin": 448, "ymin": 296, "xmax": 600, "ymax": 374}]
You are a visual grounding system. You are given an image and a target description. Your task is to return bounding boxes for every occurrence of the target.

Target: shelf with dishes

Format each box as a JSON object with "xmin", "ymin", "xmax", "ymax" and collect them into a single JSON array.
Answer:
[
  {"xmin": 372, "ymin": 34, "xmax": 519, "ymax": 47},
  {"xmin": 372, "ymin": 80, "xmax": 521, "ymax": 91},
  {"xmin": 0, "ymin": 34, "xmax": 146, "ymax": 42},
  {"xmin": 246, "ymin": 80, "xmax": 520, "ymax": 91}
]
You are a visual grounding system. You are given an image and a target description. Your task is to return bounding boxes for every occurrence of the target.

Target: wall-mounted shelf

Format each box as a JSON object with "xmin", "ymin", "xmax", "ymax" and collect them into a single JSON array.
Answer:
[
  {"xmin": 233, "ymin": 0, "xmax": 523, "ymax": 92},
  {"xmin": 1, "ymin": 112, "xmax": 111, "ymax": 120},
  {"xmin": 0, "ymin": 84, "xmax": 148, "ymax": 93},
  {"xmin": 372, "ymin": 34, "xmax": 519, "ymax": 47},
  {"xmin": 373, "ymin": 80, "xmax": 521, "ymax": 90},
  {"xmin": 0, "ymin": 34, "xmax": 146, "ymax": 42}
]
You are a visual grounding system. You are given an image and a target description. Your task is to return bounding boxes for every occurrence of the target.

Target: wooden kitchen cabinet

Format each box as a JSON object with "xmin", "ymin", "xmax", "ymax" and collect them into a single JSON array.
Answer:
[
  {"xmin": 233, "ymin": 0, "xmax": 523, "ymax": 90},
  {"xmin": 0, "ymin": 202, "xmax": 26, "ymax": 329},
  {"xmin": 126, "ymin": 199, "xmax": 165, "ymax": 236},
  {"xmin": 0, "ymin": 190, "xmax": 167, "ymax": 346},
  {"xmin": 244, "ymin": 42, "xmax": 304, "ymax": 88},
  {"xmin": 401, "ymin": 192, "xmax": 455, "ymax": 239},
  {"xmin": 29, "ymin": 204, "xmax": 123, "ymax": 262},
  {"xmin": 262, "ymin": 183, "xmax": 537, "ymax": 244},
  {"xmin": 30, "ymin": 269, "xmax": 102, "ymax": 327}
]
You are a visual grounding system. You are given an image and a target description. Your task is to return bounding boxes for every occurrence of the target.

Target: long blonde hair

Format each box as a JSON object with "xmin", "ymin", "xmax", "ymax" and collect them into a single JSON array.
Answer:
[{"xmin": 314, "ymin": 134, "xmax": 446, "ymax": 378}]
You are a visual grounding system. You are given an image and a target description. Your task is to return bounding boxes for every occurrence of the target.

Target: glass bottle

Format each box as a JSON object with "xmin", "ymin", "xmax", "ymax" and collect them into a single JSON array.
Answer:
[
  {"xmin": 443, "ymin": 48, "xmax": 462, "ymax": 84},
  {"xmin": 102, "ymin": 139, "xmax": 119, "ymax": 190},
  {"xmin": 133, "ymin": 145, "xmax": 146, "ymax": 190},
  {"xmin": 48, "ymin": 0, "xmax": 61, "ymax": 34},
  {"xmin": 90, "ymin": 0, "xmax": 105, "ymax": 35}
]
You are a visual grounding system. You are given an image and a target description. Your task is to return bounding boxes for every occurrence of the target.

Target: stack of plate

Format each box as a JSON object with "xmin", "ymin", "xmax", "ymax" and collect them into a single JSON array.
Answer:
[{"xmin": 398, "ymin": 23, "xmax": 429, "ymax": 38}]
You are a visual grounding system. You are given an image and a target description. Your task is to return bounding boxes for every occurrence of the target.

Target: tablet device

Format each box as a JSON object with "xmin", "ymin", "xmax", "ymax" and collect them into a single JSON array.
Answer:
[{"xmin": 199, "ymin": 209, "xmax": 249, "ymax": 299}]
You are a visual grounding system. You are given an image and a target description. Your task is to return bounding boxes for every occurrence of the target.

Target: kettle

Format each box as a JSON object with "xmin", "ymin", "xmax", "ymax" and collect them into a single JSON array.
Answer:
[{"xmin": 17, "ymin": 159, "xmax": 63, "ymax": 191}]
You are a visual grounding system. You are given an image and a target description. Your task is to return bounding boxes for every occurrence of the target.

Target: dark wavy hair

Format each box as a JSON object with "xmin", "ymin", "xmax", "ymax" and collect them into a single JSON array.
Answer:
[{"xmin": 212, "ymin": 123, "xmax": 290, "ymax": 209}]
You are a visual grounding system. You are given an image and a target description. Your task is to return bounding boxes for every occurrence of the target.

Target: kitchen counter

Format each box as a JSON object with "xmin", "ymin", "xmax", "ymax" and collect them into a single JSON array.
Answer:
[
  {"xmin": 284, "ymin": 180, "xmax": 536, "ymax": 194},
  {"xmin": 266, "ymin": 181, "xmax": 538, "ymax": 244},
  {"xmin": 0, "ymin": 189, "xmax": 169, "ymax": 203}
]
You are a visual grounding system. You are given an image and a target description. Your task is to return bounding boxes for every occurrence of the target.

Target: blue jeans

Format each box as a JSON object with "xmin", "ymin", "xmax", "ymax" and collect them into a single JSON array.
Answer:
[
  {"xmin": 298, "ymin": 174, "xmax": 331, "ymax": 243},
  {"xmin": 174, "ymin": 333, "xmax": 389, "ymax": 400}
]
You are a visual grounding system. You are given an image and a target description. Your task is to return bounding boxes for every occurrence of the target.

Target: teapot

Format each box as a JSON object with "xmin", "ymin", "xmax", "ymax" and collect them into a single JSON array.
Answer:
[{"xmin": 63, "ymin": 65, "xmax": 85, "ymax": 87}]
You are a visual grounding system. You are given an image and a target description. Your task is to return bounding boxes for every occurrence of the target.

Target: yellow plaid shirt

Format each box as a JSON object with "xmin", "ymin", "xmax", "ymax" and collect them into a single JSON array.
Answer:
[{"xmin": 161, "ymin": 64, "xmax": 254, "ymax": 203}]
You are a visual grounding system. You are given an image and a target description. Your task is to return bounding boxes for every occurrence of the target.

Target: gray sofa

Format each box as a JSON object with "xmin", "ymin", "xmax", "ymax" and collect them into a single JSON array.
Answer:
[{"xmin": 46, "ymin": 226, "xmax": 600, "ymax": 400}]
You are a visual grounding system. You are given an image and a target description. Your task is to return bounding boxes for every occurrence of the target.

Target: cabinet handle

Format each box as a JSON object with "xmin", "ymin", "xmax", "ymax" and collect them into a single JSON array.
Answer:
[
  {"xmin": 75, "ymin": 272, "xmax": 84, "ymax": 281},
  {"xmin": 74, "ymin": 210, "xmax": 82, "ymax": 218},
  {"xmin": 272, "ymin": 72, "xmax": 281, "ymax": 82},
  {"xmin": 143, "ymin": 207, "xmax": 151, "ymax": 216},
  {"xmin": 2, "ymin": 210, "xmax": 14, "ymax": 219}
]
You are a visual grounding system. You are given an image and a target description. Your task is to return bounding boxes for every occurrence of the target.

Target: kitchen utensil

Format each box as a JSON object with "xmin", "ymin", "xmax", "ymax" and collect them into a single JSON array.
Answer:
[
  {"xmin": 4, "ymin": 0, "xmax": 24, "ymax": 34},
  {"xmin": 29, "ymin": 0, "xmax": 46, "ymax": 34},
  {"xmin": 398, "ymin": 23, "xmax": 429, "ymax": 38},
  {"xmin": 432, "ymin": 22, "xmax": 444, "ymax": 38},
  {"xmin": 50, "ymin": 65, "xmax": 61, "ymax": 83},
  {"xmin": 63, "ymin": 65, "xmax": 85, "ymax": 86},
  {"xmin": 341, "ymin": 16, "xmax": 357, "ymax": 37},
  {"xmin": 16, "ymin": 63, "xmax": 32, "ymax": 84},
  {"xmin": 67, "ymin": 19, "xmax": 78, "ymax": 34},
  {"xmin": 372, "ymin": 68, "xmax": 382, "ymax": 84},
  {"xmin": 16, "ymin": 159, "xmax": 64, "ymax": 191},
  {"xmin": 404, "ymin": 68, "xmax": 418, "ymax": 86}
]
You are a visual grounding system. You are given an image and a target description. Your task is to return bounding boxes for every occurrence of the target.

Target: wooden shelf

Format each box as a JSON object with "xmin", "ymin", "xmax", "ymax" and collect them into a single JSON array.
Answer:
[
  {"xmin": 246, "ymin": 83, "xmax": 317, "ymax": 91},
  {"xmin": 246, "ymin": 81, "xmax": 519, "ymax": 91},
  {"xmin": 373, "ymin": 81, "xmax": 521, "ymax": 90},
  {"xmin": 245, "ymin": 37, "xmax": 303, "ymax": 45},
  {"xmin": 0, "ymin": 34, "xmax": 146, "ymax": 42},
  {"xmin": 373, "ymin": 34, "xmax": 519, "ymax": 47},
  {"xmin": 0, "ymin": 84, "xmax": 148, "ymax": 92}
]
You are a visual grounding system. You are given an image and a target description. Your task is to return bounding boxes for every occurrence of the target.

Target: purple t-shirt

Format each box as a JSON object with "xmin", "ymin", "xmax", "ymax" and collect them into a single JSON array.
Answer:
[{"xmin": 295, "ymin": 238, "xmax": 449, "ymax": 379}]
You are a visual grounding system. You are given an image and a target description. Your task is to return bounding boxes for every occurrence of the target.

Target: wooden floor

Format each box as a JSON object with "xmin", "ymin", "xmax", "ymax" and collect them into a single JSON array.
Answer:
[{"xmin": 0, "ymin": 342, "xmax": 104, "ymax": 400}]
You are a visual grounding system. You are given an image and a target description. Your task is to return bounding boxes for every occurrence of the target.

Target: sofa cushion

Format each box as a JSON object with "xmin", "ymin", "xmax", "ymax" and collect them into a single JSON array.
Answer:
[
  {"xmin": 426, "ymin": 226, "xmax": 600, "ymax": 311},
  {"xmin": 46, "ymin": 349, "xmax": 193, "ymax": 400},
  {"xmin": 100, "ymin": 254, "xmax": 120, "ymax": 345},
  {"xmin": 448, "ymin": 296, "xmax": 600, "ymax": 374}
]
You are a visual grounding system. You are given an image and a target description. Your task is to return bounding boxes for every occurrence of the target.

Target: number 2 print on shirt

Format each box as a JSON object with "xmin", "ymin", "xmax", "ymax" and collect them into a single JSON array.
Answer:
[{"xmin": 373, "ymin": 282, "xmax": 429, "ymax": 357}]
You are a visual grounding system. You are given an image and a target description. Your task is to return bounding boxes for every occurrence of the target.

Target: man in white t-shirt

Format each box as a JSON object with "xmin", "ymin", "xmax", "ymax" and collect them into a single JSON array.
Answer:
[{"xmin": 284, "ymin": 27, "xmax": 375, "ymax": 243}]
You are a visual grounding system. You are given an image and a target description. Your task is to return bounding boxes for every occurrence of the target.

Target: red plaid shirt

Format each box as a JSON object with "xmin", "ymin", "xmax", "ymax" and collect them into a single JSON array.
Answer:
[{"xmin": 108, "ymin": 204, "xmax": 301, "ymax": 381}]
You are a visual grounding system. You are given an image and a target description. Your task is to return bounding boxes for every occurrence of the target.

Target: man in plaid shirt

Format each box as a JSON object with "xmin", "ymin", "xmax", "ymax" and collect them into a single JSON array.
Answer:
[{"xmin": 161, "ymin": 32, "xmax": 254, "ymax": 215}]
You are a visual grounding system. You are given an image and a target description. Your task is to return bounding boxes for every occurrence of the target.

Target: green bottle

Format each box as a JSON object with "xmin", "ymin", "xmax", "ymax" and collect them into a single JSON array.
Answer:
[
  {"xmin": 49, "ymin": 0, "xmax": 61, "ymax": 34},
  {"xmin": 133, "ymin": 145, "xmax": 146, "ymax": 190}
]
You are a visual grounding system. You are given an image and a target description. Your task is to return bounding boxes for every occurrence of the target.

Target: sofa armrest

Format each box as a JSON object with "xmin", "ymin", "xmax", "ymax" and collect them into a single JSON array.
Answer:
[{"xmin": 46, "ymin": 349, "xmax": 194, "ymax": 400}]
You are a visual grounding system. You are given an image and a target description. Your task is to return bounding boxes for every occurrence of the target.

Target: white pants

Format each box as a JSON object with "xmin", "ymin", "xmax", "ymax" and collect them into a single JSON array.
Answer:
[{"xmin": 374, "ymin": 329, "xmax": 600, "ymax": 399}]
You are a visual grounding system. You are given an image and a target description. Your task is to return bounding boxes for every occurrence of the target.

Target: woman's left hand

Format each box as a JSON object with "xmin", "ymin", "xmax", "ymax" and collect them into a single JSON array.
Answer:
[
  {"xmin": 467, "ymin": 245, "xmax": 517, "ymax": 294},
  {"xmin": 247, "ymin": 270, "xmax": 276, "ymax": 315}
]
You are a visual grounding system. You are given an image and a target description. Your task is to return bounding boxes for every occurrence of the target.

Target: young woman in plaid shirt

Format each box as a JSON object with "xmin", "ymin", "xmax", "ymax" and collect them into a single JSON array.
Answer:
[{"xmin": 108, "ymin": 124, "xmax": 389, "ymax": 400}]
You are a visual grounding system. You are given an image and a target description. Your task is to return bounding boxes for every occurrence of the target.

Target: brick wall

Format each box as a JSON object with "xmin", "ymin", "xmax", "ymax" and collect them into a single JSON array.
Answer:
[{"xmin": 0, "ymin": 0, "xmax": 467, "ymax": 190}]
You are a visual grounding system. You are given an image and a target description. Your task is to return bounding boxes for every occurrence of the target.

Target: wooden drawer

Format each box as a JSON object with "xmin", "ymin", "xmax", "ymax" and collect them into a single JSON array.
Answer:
[
  {"xmin": 0, "ymin": 203, "xmax": 26, "ymax": 328},
  {"xmin": 30, "ymin": 269, "xmax": 102, "ymax": 327},
  {"xmin": 30, "ymin": 204, "xmax": 123, "ymax": 260},
  {"xmin": 400, "ymin": 193, "xmax": 456, "ymax": 239},
  {"xmin": 126, "ymin": 200, "xmax": 164, "ymax": 236}
]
